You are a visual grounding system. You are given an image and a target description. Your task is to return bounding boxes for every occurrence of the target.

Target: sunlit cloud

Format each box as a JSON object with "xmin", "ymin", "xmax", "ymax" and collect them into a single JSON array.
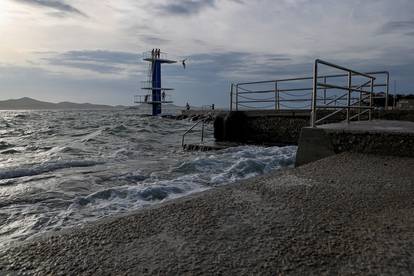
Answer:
[{"xmin": 0, "ymin": 0, "xmax": 414, "ymax": 105}]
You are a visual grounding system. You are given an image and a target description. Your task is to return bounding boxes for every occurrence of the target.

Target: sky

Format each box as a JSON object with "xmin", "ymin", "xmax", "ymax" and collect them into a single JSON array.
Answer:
[{"xmin": 0, "ymin": 0, "xmax": 413, "ymax": 107}]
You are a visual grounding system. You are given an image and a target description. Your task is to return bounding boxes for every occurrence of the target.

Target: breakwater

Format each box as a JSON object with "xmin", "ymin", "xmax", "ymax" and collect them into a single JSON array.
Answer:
[
  {"xmin": 213, "ymin": 109, "xmax": 414, "ymax": 145},
  {"xmin": 296, "ymin": 120, "xmax": 414, "ymax": 166}
]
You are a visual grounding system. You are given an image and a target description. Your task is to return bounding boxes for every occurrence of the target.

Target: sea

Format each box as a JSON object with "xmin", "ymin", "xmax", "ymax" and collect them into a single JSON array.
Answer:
[{"xmin": 0, "ymin": 109, "xmax": 297, "ymax": 248}]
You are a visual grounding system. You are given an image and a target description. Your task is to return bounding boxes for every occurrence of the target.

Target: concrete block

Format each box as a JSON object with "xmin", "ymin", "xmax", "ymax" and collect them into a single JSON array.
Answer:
[{"xmin": 295, "ymin": 128, "xmax": 335, "ymax": 167}]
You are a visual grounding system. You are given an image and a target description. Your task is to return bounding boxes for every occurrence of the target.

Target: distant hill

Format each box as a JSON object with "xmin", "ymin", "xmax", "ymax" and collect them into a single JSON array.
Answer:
[{"xmin": 0, "ymin": 97, "xmax": 125, "ymax": 110}]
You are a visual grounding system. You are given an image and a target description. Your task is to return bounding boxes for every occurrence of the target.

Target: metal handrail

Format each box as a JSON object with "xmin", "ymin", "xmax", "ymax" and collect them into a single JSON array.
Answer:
[
  {"xmin": 229, "ymin": 69, "xmax": 389, "ymax": 112},
  {"xmin": 181, "ymin": 116, "xmax": 211, "ymax": 148},
  {"xmin": 315, "ymin": 95, "xmax": 372, "ymax": 124},
  {"xmin": 311, "ymin": 59, "xmax": 376, "ymax": 126},
  {"xmin": 235, "ymin": 71, "xmax": 382, "ymax": 86},
  {"xmin": 315, "ymin": 59, "xmax": 375, "ymax": 79},
  {"xmin": 142, "ymin": 51, "xmax": 169, "ymax": 60},
  {"xmin": 319, "ymin": 80, "xmax": 371, "ymax": 109},
  {"xmin": 229, "ymin": 60, "xmax": 389, "ymax": 126},
  {"xmin": 134, "ymin": 94, "xmax": 173, "ymax": 104}
]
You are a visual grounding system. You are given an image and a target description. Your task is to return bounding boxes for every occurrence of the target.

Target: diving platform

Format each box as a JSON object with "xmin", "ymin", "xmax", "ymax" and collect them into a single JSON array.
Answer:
[
  {"xmin": 143, "ymin": 57, "xmax": 176, "ymax": 64},
  {"xmin": 134, "ymin": 49, "xmax": 178, "ymax": 116},
  {"xmin": 142, "ymin": 51, "xmax": 177, "ymax": 64},
  {"xmin": 134, "ymin": 95, "xmax": 173, "ymax": 104},
  {"xmin": 134, "ymin": 100, "xmax": 174, "ymax": 104},
  {"xmin": 134, "ymin": 93, "xmax": 173, "ymax": 104},
  {"xmin": 141, "ymin": 88, "xmax": 175, "ymax": 91}
]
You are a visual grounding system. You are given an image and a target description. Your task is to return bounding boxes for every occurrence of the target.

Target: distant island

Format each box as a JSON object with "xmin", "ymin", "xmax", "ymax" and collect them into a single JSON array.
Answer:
[{"xmin": 0, "ymin": 97, "xmax": 126, "ymax": 110}]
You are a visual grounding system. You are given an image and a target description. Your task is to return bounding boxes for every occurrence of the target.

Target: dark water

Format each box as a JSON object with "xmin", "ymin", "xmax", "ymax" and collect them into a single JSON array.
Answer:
[{"xmin": 0, "ymin": 109, "xmax": 297, "ymax": 247}]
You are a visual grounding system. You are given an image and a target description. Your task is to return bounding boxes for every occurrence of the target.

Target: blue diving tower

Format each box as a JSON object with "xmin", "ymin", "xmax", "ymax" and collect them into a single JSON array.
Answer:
[{"xmin": 134, "ymin": 50, "xmax": 177, "ymax": 116}]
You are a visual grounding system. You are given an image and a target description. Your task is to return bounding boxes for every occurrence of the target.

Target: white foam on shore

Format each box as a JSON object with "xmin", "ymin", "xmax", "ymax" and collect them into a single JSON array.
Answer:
[
  {"xmin": 0, "ymin": 160, "xmax": 102, "ymax": 180},
  {"xmin": 65, "ymin": 145, "xmax": 297, "ymax": 221}
]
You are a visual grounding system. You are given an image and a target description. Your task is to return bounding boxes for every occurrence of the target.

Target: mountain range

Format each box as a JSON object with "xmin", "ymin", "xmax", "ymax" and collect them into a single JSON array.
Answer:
[{"xmin": 0, "ymin": 97, "xmax": 125, "ymax": 110}]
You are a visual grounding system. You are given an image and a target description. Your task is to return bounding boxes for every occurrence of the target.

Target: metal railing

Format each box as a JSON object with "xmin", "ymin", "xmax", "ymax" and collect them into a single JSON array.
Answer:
[
  {"xmin": 311, "ymin": 59, "xmax": 376, "ymax": 126},
  {"xmin": 182, "ymin": 116, "xmax": 213, "ymax": 148},
  {"xmin": 201, "ymin": 104, "xmax": 215, "ymax": 111},
  {"xmin": 229, "ymin": 59, "xmax": 389, "ymax": 126},
  {"xmin": 142, "ymin": 51, "xmax": 169, "ymax": 60},
  {"xmin": 134, "ymin": 94, "xmax": 173, "ymax": 104}
]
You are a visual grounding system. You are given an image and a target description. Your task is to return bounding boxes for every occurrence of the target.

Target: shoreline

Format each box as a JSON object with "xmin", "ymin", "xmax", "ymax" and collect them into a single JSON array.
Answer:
[{"xmin": 1, "ymin": 152, "xmax": 413, "ymax": 274}]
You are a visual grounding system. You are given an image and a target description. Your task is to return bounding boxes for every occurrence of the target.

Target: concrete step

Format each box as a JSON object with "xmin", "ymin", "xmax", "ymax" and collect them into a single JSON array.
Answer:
[{"xmin": 183, "ymin": 142, "xmax": 241, "ymax": 151}]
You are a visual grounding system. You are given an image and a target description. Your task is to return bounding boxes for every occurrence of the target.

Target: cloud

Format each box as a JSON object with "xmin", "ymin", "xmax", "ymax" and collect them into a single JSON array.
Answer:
[
  {"xmin": 48, "ymin": 61, "xmax": 123, "ymax": 74},
  {"xmin": 3, "ymin": 0, "xmax": 414, "ymax": 106},
  {"xmin": 140, "ymin": 35, "xmax": 170, "ymax": 45},
  {"xmin": 41, "ymin": 50, "xmax": 139, "ymax": 74},
  {"xmin": 0, "ymin": 63, "xmax": 53, "ymax": 76},
  {"xmin": 379, "ymin": 20, "xmax": 414, "ymax": 35},
  {"xmin": 55, "ymin": 50, "xmax": 138, "ymax": 65},
  {"xmin": 13, "ymin": 0, "xmax": 87, "ymax": 17},
  {"xmin": 158, "ymin": 0, "xmax": 216, "ymax": 16},
  {"xmin": 165, "ymin": 51, "xmax": 298, "ymax": 82}
]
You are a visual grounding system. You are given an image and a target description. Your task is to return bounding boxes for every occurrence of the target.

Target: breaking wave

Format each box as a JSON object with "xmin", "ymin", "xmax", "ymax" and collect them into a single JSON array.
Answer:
[
  {"xmin": 0, "ymin": 160, "xmax": 102, "ymax": 180},
  {"xmin": 67, "ymin": 145, "xmax": 297, "ymax": 219}
]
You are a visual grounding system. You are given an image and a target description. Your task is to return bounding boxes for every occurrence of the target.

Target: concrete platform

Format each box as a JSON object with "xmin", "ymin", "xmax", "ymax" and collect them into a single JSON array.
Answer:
[
  {"xmin": 296, "ymin": 120, "xmax": 414, "ymax": 166},
  {"xmin": 317, "ymin": 120, "xmax": 414, "ymax": 134},
  {"xmin": 214, "ymin": 110, "xmax": 414, "ymax": 145}
]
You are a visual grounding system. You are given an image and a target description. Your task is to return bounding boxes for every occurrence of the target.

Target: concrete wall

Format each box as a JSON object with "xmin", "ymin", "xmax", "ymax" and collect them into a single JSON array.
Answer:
[
  {"xmin": 374, "ymin": 110, "xmax": 414, "ymax": 121},
  {"xmin": 214, "ymin": 110, "xmax": 414, "ymax": 146},
  {"xmin": 214, "ymin": 110, "xmax": 310, "ymax": 145},
  {"xmin": 295, "ymin": 121, "xmax": 414, "ymax": 166}
]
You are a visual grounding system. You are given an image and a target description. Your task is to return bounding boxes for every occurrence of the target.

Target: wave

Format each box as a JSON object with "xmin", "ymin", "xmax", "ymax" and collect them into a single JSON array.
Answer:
[
  {"xmin": 67, "ymin": 145, "xmax": 297, "ymax": 217},
  {"xmin": 0, "ymin": 141, "xmax": 15, "ymax": 150},
  {"xmin": 69, "ymin": 175, "xmax": 207, "ymax": 216},
  {"xmin": 104, "ymin": 124, "xmax": 131, "ymax": 136},
  {"xmin": 104, "ymin": 171, "xmax": 148, "ymax": 183},
  {"xmin": 174, "ymin": 145, "xmax": 297, "ymax": 184},
  {"xmin": 0, "ymin": 149, "xmax": 21, "ymax": 155},
  {"xmin": 14, "ymin": 114, "xmax": 29, "ymax": 119},
  {"xmin": 0, "ymin": 160, "xmax": 103, "ymax": 180},
  {"xmin": 74, "ymin": 185, "xmax": 184, "ymax": 207},
  {"xmin": 80, "ymin": 129, "xmax": 104, "ymax": 142}
]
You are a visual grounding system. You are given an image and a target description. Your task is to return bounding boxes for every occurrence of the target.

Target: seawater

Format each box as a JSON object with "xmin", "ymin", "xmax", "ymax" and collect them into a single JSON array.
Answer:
[{"xmin": 0, "ymin": 109, "xmax": 297, "ymax": 248}]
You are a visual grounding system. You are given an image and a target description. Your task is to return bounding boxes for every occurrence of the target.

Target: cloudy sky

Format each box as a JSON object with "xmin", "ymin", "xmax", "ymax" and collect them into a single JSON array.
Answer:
[{"xmin": 0, "ymin": 0, "xmax": 413, "ymax": 106}]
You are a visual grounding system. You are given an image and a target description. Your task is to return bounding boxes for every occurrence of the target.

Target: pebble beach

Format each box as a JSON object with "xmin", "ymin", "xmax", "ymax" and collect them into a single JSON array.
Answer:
[{"xmin": 1, "ymin": 152, "xmax": 413, "ymax": 275}]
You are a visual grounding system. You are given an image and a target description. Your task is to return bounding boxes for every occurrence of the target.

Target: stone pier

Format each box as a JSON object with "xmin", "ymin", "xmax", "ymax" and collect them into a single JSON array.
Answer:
[
  {"xmin": 214, "ymin": 110, "xmax": 311, "ymax": 145},
  {"xmin": 295, "ymin": 120, "xmax": 414, "ymax": 166},
  {"xmin": 213, "ymin": 110, "xmax": 414, "ymax": 146}
]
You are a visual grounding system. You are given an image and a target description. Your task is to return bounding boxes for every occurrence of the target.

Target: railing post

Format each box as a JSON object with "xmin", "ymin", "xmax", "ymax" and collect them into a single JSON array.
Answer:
[
  {"xmin": 277, "ymin": 82, "xmax": 280, "ymax": 110},
  {"xmin": 323, "ymin": 76, "xmax": 327, "ymax": 105},
  {"xmin": 347, "ymin": 72, "xmax": 352, "ymax": 123},
  {"xmin": 385, "ymin": 73, "xmax": 390, "ymax": 110},
  {"xmin": 310, "ymin": 61, "xmax": 318, "ymax": 127},
  {"xmin": 201, "ymin": 120, "xmax": 205, "ymax": 143},
  {"xmin": 274, "ymin": 82, "xmax": 279, "ymax": 110},
  {"xmin": 358, "ymin": 84, "xmax": 362, "ymax": 121},
  {"xmin": 235, "ymin": 84, "xmax": 239, "ymax": 111},
  {"xmin": 230, "ymin": 83, "xmax": 234, "ymax": 111},
  {"xmin": 370, "ymin": 78, "xmax": 374, "ymax": 120}
]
